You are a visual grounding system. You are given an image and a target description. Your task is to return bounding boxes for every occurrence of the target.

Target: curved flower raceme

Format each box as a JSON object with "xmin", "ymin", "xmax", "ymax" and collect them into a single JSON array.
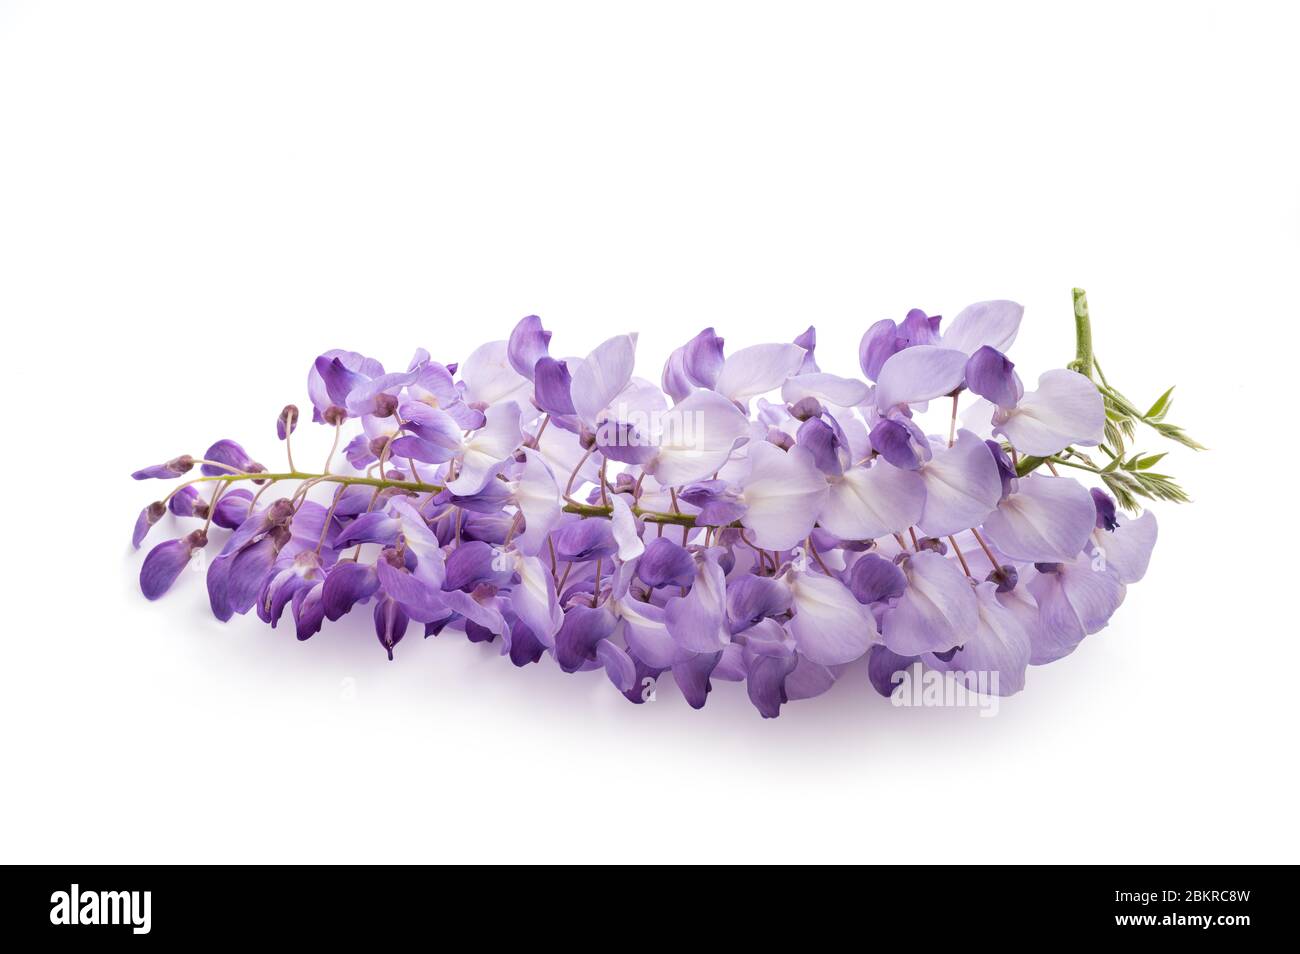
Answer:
[{"xmin": 130, "ymin": 291, "xmax": 1191, "ymax": 717}]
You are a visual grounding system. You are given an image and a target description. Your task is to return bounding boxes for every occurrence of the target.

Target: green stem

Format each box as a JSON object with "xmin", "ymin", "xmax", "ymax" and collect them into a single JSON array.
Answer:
[
  {"xmin": 1015, "ymin": 452, "xmax": 1101, "ymax": 478},
  {"xmin": 1017, "ymin": 287, "xmax": 1097, "ymax": 478},
  {"xmin": 1069, "ymin": 287, "xmax": 1093, "ymax": 379},
  {"xmin": 188, "ymin": 470, "xmax": 703, "ymax": 527}
]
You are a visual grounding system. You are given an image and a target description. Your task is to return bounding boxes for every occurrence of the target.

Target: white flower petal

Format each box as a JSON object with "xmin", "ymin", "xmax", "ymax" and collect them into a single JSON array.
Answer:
[
  {"xmin": 940, "ymin": 300, "xmax": 1024, "ymax": 356},
  {"xmin": 716, "ymin": 343, "xmax": 807, "ymax": 404},
  {"xmin": 460, "ymin": 340, "xmax": 532, "ymax": 407},
  {"xmin": 787, "ymin": 571, "xmax": 877, "ymax": 666},
  {"xmin": 916, "ymin": 429, "xmax": 1002, "ymax": 536},
  {"xmin": 513, "ymin": 448, "xmax": 562, "ymax": 555},
  {"xmin": 739, "ymin": 443, "xmax": 829, "ymax": 550},
  {"xmin": 781, "ymin": 372, "xmax": 870, "ymax": 408},
  {"xmin": 571, "ymin": 334, "xmax": 638, "ymax": 427},
  {"xmin": 981, "ymin": 473, "xmax": 1095, "ymax": 563},
  {"xmin": 994, "ymin": 369, "xmax": 1104, "ymax": 456},
  {"xmin": 875, "ymin": 345, "xmax": 968, "ymax": 410},
  {"xmin": 818, "ymin": 460, "xmax": 925, "ymax": 541},
  {"xmin": 645, "ymin": 388, "xmax": 748, "ymax": 486}
]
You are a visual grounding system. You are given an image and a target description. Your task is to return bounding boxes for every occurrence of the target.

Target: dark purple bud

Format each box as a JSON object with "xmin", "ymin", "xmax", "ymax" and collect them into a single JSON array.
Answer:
[
  {"xmin": 726, "ymin": 575, "xmax": 792, "ymax": 634},
  {"xmin": 682, "ymin": 328, "xmax": 725, "ymax": 389},
  {"xmin": 277, "ymin": 404, "xmax": 299, "ymax": 440},
  {"xmin": 167, "ymin": 485, "xmax": 200, "ymax": 517},
  {"xmin": 132, "ymin": 501, "xmax": 167, "ymax": 549},
  {"xmin": 789, "ymin": 396, "xmax": 823, "ymax": 421},
  {"xmin": 211, "ymin": 489, "xmax": 254, "ymax": 529},
  {"xmin": 621, "ymin": 657, "xmax": 665, "ymax": 705},
  {"xmin": 1033, "ymin": 562, "xmax": 1063, "ymax": 574},
  {"xmin": 553, "ymin": 519, "xmax": 617, "ymax": 563},
  {"xmin": 449, "ymin": 480, "xmax": 513, "ymax": 514},
  {"xmin": 765, "ymin": 427, "xmax": 795, "ymax": 451},
  {"xmin": 917, "ymin": 536, "xmax": 947, "ymax": 555},
  {"xmin": 986, "ymin": 564, "xmax": 1019, "ymax": 593},
  {"xmin": 898, "ymin": 308, "xmax": 942, "ymax": 346},
  {"xmin": 508, "ymin": 315, "xmax": 552, "ymax": 380},
  {"xmin": 322, "ymin": 561, "xmax": 380, "ymax": 620},
  {"xmin": 743, "ymin": 649, "xmax": 790, "ymax": 717},
  {"xmin": 343, "ymin": 434, "xmax": 377, "ymax": 469},
  {"xmin": 266, "ymin": 498, "xmax": 295, "ymax": 527},
  {"xmin": 139, "ymin": 531, "xmax": 205, "ymax": 600},
  {"xmin": 796, "ymin": 417, "xmax": 841, "ymax": 476},
  {"xmin": 224, "ymin": 534, "xmax": 282, "ymax": 615},
  {"xmin": 964, "ymin": 346, "xmax": 1021, "ymax": 408},
  {"xmin": 985, "ymin": 439, "xmax": 1016, "ymax": 499},
  {"xmin": 674, "ymin": 651, "xmax": 723, "ymax": 710},
  {"xmin": 867, "ymin": 645, "xmax": 917, "ymax": 697},
  {"xmin": 374, "ymin": 598, "xmax": 409, "ymax": 660},
  {"xmin": 131, "ymin": 454, "xmax": 195, "ymax": 480},
  {"xmin": 507, "ymin": 618, "xmax": 547, "ymax": 667},
  {"xmin": 869, "ymin": 419, "xmax": 921, "ymax": 470},
  {"xmin": 314, "ymin": 355, "xmax": 366, "ymax": 407},
  {"xmin": 849, "ymin": 553, "xmax": 907, "ymax": 604},
  {"xmin": 368, "ymin": 435, "xmax": 391, "ymax": 458},
  {"xmin": 596, "ymin": 420, "xmax": 656, "ymax": 466},
  {"xmin": 293, "ymin": 587, "xmax": 326, "ymax": 641},
  {"xmin": 793, "ymin": 325, "xmax": 818, "ymax": 373},
  {"xmin": 554, "ymin": 604, "xmax": 617, "ymax": 673},
  {"xmin": 323, "ymin": 405, "xmax": 348, "ymax": 426},
  {"xmin": 678, "ymin": 481, "xmax": 745, "ymax": 527},
  {"xmin": 201, "ymin": 440, "xmax": 261, "ymax": 477},
  {"xmin": 637, "ymin": 538, "xmax": 696, "ymax": 589},
  {"xmin": 1091, "ymin": 487, "xmax": 1119, "ymax": 531},
  {"xmin": 333, "ymin": 511, "xmax": 400, "ymax": 548},
  {"xmin": 533, "ymin": 357, "xmax": 577, "ymax": 417},
  {"xmin": 859, "ymin": 319, "xmax": 904, "ymax": 381},
  {"xmin": 372, "ymin": 393, "xmax": 399, "ymax": 418},
  {"xmin": 443, "ymin": 541, "xmax": 511, "ymax": 591}
]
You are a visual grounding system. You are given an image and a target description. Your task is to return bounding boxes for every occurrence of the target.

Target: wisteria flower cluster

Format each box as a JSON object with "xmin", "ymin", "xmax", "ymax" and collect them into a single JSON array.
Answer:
[{"xmin": 131, "ymin": 289, "xmax": 1198, "ymax": 716}]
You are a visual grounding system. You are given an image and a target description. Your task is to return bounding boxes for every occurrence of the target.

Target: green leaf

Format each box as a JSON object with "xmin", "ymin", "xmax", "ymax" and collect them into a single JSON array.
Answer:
[
  {"xmin": 1133, "ymin": 452, "xmax": 1167, "ymax": 470},
  {"xmin": 1150, "ymin": 420, "xmax": 1206, "ymax": 451},
  {"xmin": 1145, "ymin": 386, "xmax": 1175, "ymax": 421},
  {"xmin": 1101, "ymin": 472, "xmax": 1141, "ymax": 512}
]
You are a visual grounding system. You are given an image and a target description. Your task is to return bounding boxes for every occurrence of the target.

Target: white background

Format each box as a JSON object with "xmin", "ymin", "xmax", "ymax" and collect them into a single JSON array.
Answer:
[{"xmin": 1, "ymin": 1, "xmax": 1296, "ymax": 864}]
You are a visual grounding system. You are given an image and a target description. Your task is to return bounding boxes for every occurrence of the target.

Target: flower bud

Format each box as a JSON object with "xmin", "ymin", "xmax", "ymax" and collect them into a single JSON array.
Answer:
[
  {"xmin": 765, "ymin": 427, "xmax": 795, "ymax": 450},
  {"xmin": 323, "ymin": 405, "xmax": 348, "ymax": 426},
  {"xmin": 986, "ymin": 564, "xmax": 1019, "ymax": 593},
  {"xmin": 789, "ymin": 396, "xmax": 823, "ymax": 421},
  {"xmin": 267, "ymin": 498, "xmax": 295, "ymax": 527},
  {"xmin": 916, "ymin": 536, "xmax": 948, "ymax": 555},
  {"xmin": 277, "ymin": 404, "xmax": 299, "ymax": 440}
]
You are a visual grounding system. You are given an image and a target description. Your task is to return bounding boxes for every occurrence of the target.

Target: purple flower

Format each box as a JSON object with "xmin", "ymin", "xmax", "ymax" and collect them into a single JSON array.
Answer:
[
  {"xmin": 132, "ymin": 455, "xmax": 194, "ymax": 480},
  {"xmin": 140, "ymin": 529, "xmax": 207, "ymax": 600},
  {"xmin": 130, "ymin": 296, "xmax": 1176, "ymax": 716},
  {"xmin": 992, "ymin": 369, "xmax": 1105, "ymax": 456},
  {"xmin": 201, "ymin": 440, "xmax": 263, "ymax": 477}
]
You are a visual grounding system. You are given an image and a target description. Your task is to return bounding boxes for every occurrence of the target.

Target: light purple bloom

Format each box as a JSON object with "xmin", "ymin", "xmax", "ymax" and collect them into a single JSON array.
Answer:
[
  {"xmin": 882, "ymin": 549, "xmax": 979, "ymax": 655},
  {"xmin": 992, "ymin": 369, "xmax": 1105, "ymax": 456},
  {"xmin": 130, "ymin": 299, "xmax": 1171, "ymax": 716},
  {"xmin": 980, "ymin": 473, "xmax": 1096, "ymax": 563}
]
